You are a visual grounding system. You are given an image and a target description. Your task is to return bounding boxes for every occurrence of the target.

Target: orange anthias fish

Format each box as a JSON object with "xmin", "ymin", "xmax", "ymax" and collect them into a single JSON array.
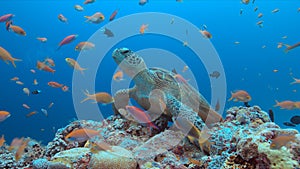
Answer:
[
  {"xmin": 36, "ymin": 37, "xmax": 47, "ymax": 43},
  {"xmin": 284, "ymin": 42, "xmax": 300, "ymax": 53},
  {"xmin": 22, "ymin": 104, "xmax": 30, "ymax": 109},
  {"xmin": 113, "ymin": 70, "xmax": 124, "ymax": 81},
  {"xmin": 182, "ymin": 65, "xmax": 189, "ymax": 72},
  {"xmin": 89, "ymin": 140, "xmax": 113, "ymax": 153},
  {"xmin": 241, "ymin": 0, "xmax": 250, "ymax": 4},
  {"xmin": 58, "ymin": 14, "xmax": 68, "ymax": 23},
  {"xmin": 0, "ymin": 46, "xmax": 22, "ymax": 68},
  {"xmin": 5, "ymin": 20, "xmax": 12, "ymax": 31},
  {"xmin": 36, "ymin": 61, "xmax": 55, "ymax": 73},
  {"xmin": 44, "ymin": 58, "xmax": 55, "ymax": 67},
  {"xmin": 0, "ymin": 135, "xmax": 5, "ymax": 147},
  {"xmin": 9, "ymin": 137, "xmax": 24, "ymax": 151},
  {"xmin": 8, "ymin": 24, "xmax": 26, "ymax": 36},
  {"xmin": 140, "ymin": 24, "xmax": 148, "ymax": 34},
  {"xmin": 228, "ymin": 90, "xmax": 251, "ymax": 102},
  {"xmin": 294, "ymin": 102, "xmax": 300, "ymax": 109},
  {"xmin": 83, "ymin": 0, "xmax": 95, "ymax": 4},
  {"xmin": 0, "ymin": 14, "xmax": 14, "ymax": 22},
  {"xmin": 11, "ymin": 76, "xmax": 19, "ymax": 81},
  {"xmin": 57, "ymin": 34, "xmax": 78, "ymax": 50},
  {"xmin": 30, "ymin": 69, "xmax": 36, "ymax": 73},
  {"xmin": 109, "ymin": 9, "xmax": 119, "ymax": 21},
  {"xmin": 48, "ymin": 102, "xmax": 54, "ymax": 109},
  {"xmin": 48, "ymin": 81, "xmax": 64, "ymax": 88},
  {"xmin": 23, "ymin": 88, "xmax": 30, "ymax": 96},
  {"xmin": 277, "ymin": 42, "xmax": 283, "ymax": 49},
  {"xmin": 65, "ymin": 58, "xmax": 86, "ymax": 74},
  {"xmin": 62, "ymin": 85, "xmax": 69, "ymax": 92},
  {"xmin": 15, "ymin": 139, "xmax": 29, "ymax": 161},
  {"xmin": 75, "ymin": 42, "xmax": 95, "ymax": 51},
  {"xmin": 290, "ymin": 77, "xmax": 300, "ymax": 85},
  {"xmin": 0, "ymin": 111, "xmax": 11, "ymax": 122},
  {"xmin": 84, "ymin": 12, "xmax": 105, "ymax": 24},
  {"xmin": 65, "ymin": 128, "xmax": 100, "ymax": 142},
  {"xmin": 81, "ymin": 90, "xmax": 114, "ymax": 104},
  {"xmin": 26, "ymin": 111, "xmax": 37, "ymax": 117},
  {"xmin": 200, "ymin": 30, "xmax": 212, "ymax": 39},
  {"xmin": 272, "ymin": 8, "xmax": 280, "ymax": 13},
  {"xmin": 125, "ymin": 105, "xmax": 159, "ymax": 130},
  {"xmin": 274, "ymin": 100, "xmax": 297, "ymax": 110},
  {"xmin": 33, "ymin": 79, "xmax": 38, "ymax": 85},
  {"xmin": 16, "ymin": 81, "xmax": 24, "ymax": 85},
  {"xmin": 74, "ymin": 5, "xmax": 84, "ymax": 11},
  {"xmin": 270, "ymin": 134, "xmax": 295, "ymax": 149}
]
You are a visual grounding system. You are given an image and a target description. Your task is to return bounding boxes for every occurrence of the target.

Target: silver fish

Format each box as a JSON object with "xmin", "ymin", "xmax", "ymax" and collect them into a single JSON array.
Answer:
[
  {"xmin": 209, "ymin": 71, "xmax": 220, "ymax": 78},
  {"xmin": 139, "ymin": 0, "xmax": 148, "ymax": 6}
]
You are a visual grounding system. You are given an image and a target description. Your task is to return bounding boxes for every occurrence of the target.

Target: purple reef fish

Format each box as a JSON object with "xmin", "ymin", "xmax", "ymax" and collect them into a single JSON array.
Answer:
[{"xmin": 57, "ymin": 34, "xmax": 78, "ymax": 50}]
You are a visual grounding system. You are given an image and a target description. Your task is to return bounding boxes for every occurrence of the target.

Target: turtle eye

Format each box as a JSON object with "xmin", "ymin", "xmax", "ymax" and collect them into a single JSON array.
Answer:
[{"xmin": 121, "ymin": 49, "xmax": 130, "ymax": 55}]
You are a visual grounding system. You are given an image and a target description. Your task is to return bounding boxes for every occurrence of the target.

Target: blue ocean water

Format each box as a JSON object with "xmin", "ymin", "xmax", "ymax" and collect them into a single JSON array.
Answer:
[{"xmin": 0, "ymin": 0, "xmax": 299, "ymax": 144}]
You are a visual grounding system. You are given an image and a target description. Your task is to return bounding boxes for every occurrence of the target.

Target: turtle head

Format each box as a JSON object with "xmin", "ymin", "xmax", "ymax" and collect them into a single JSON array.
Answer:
[{"xmin": 112, "ymin": 48, "xmax": 147, "ymax": 77}]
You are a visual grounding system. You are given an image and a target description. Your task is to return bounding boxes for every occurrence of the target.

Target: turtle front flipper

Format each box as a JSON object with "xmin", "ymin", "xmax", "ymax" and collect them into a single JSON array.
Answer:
[
  {"xmin": 166, "ymin": 94, "xmax": 205, "ymax": 133},
  {"xmin": 112, "ymin": 87, "xmax": 136, "ymax": 116}
]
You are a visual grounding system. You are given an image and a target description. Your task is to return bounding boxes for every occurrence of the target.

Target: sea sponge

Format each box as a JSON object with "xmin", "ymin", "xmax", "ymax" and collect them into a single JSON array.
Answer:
[
  {"xmin": 258, "ymin": 142, "xmax": 299, "ymax": 169},
  {"xmin": 88, "ymin": 146, "xmax": 137, "ymax": 169}
]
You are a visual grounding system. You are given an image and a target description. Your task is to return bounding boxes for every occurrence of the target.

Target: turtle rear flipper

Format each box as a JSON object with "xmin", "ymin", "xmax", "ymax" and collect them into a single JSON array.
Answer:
[
  {"xmin": 166, "ymin": 94, "xmax": 205, "ymax": 132},
  {"xmin": 167, "ymin": 95, "xmax": 212, "ymax": 153}
]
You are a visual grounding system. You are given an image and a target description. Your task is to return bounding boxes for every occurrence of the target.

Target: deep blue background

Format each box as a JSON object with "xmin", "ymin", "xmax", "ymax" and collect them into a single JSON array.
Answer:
[{"xmin": 0, "ymin": 0, "xmax": 299, "ymax": 144}]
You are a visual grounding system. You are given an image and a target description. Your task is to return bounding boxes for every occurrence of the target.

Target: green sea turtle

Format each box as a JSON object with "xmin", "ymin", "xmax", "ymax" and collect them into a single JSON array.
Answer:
[{"xmin": 112, "ymin": 48, "xmax": 222, "ymax": 132}]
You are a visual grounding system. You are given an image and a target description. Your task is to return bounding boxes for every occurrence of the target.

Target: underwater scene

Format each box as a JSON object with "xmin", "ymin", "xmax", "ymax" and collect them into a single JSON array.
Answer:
[{"xmin": 1, "ymin": 0, "xmax": 300, "ymax": 168}]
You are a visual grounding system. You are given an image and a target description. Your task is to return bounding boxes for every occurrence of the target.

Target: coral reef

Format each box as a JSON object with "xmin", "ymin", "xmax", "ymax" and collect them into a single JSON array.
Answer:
[
  {"xmin": 0, "ymin": 138, "xmax": 44, "ymax": 169},
  {"xmin": 1, "ymin": 105, "xmax": 300, "ymax": 169}
]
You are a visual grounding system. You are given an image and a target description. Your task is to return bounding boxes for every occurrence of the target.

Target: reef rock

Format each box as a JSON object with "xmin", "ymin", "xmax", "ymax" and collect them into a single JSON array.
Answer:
[
  {"xmin": 89, "ymin": 146, "xmax": 137, "ymax": 169},
  {"xmin": 50, "ymin": 147, "xmax": 91, "ymax": 168}
]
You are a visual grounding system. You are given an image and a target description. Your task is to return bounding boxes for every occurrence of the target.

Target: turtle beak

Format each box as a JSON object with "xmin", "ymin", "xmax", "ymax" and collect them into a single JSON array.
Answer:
[{"xmin": 112, "ymin": 48, "xmax": 119, "ymax": 59}]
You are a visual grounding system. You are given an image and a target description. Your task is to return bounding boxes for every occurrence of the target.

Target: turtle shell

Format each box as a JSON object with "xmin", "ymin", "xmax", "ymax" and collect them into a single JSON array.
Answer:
[{"xmin": 149, "ymin": 67, "xmax": 195, "ymax": 92}]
